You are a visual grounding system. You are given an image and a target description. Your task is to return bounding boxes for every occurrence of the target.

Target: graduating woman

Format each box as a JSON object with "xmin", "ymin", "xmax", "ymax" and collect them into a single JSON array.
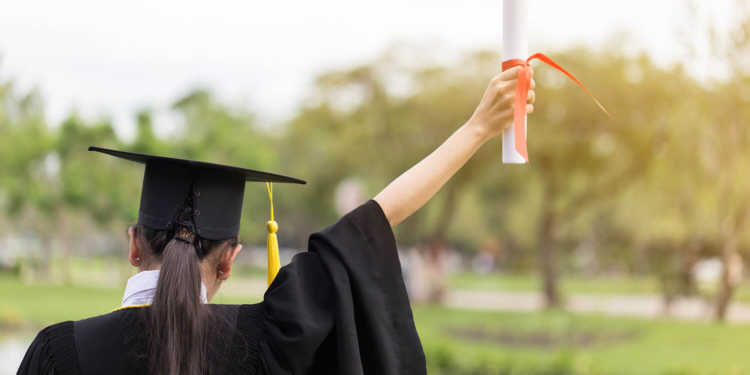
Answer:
[{"xmin": 17, "ymin": 66, "xmax": 536, "ymax": 375}]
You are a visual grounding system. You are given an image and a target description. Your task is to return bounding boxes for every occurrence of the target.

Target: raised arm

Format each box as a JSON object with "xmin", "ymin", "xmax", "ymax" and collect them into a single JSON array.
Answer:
[{"xmin": 374, "ymin": 66, "xmax": 535, "ymax": 227}]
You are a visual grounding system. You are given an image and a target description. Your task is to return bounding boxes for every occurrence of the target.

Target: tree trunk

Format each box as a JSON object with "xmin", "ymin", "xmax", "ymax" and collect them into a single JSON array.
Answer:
[
  {"xmin": 679, "ymin": 239, "xmax": 700, "ymax": 297},
  {"xmin": 59, "ymin": 210, "xmax": 72, "ymax": 285},
  {"xmin": 435, "ymin": 186, "xmax": 459, "ymax": 235},
  {"xmin": 715, "ymin": 230, "xmax": 739, "ymax": 322},
  {"xmin": 538, "ymin": 204, "xmax": 560, "ymax": 308},
  {"xmin": 424, "ymin": 184, "xmax": 461, "ymax": 305}
]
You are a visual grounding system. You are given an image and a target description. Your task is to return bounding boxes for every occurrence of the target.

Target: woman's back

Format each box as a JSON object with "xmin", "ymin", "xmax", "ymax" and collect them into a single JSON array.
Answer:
[
  {"xmin": 18, "ymin": 304, "xmax": 264, "ymax": 375},
  {"xmin": 19, "ymin": 201, "xmax": 426, "ymax": 375}
]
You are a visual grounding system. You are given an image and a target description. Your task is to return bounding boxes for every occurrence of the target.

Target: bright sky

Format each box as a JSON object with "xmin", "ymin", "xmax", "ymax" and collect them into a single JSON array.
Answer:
[{"xmin": 0, "ymin": 0, "xmax": 735, "ymax": 140}]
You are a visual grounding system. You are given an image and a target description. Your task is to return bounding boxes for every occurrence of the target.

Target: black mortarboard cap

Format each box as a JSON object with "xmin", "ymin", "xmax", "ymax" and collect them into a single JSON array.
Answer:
[{"xmin": 89, "ymin": 146, "xmax": 305, "ymax": 240}]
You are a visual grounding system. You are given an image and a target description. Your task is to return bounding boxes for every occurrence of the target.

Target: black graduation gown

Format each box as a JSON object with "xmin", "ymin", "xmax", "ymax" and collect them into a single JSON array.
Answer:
[{"xmin": 17, "ymin": 200, "xmax": 426, "ymax": 375}]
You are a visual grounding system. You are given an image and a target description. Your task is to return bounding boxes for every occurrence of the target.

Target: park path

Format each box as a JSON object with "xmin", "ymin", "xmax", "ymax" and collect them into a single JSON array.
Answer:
[
  {"xmin": 444, "ymin": 290, "xmax": 750, "ymax": 323},
  {"xmin": 219, "ymin": 279, "xmax": 750, "ymax": 323}
]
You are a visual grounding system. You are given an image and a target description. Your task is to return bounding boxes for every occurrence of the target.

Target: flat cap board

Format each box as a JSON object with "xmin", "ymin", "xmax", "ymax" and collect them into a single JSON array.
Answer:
[
  {"xmin": 88, "ymin": 147, "xmax": 306, "ymax": 184},
  {"xmin": 89, "ymin": 146, "xmax": 305, "ymax": 240}
]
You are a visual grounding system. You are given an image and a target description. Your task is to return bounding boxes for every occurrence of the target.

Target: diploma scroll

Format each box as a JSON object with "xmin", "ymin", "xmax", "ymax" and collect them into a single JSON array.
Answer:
[
  {"xmin": 502, "ymin": 0, "xmax": 529, "ymax": 164},
  {"xmin": 501, "ymin": 0, "xmax": 612, "ymax": 164}
]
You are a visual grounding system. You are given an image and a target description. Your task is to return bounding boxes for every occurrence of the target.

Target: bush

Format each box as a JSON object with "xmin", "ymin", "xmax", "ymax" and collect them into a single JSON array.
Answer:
[
  {"xmin": 0, "ymin": 303, "xmax": 25, "ymax": 330},
  {"xmin": 424, "ymin": 343, "xmax": 603, "ymax": 375}
]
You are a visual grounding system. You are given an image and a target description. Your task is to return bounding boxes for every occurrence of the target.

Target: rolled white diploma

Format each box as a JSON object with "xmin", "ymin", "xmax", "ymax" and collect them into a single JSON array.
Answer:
[{"xmin": 502, "ymin": 0, "xmax": 529, "ymax": 164}]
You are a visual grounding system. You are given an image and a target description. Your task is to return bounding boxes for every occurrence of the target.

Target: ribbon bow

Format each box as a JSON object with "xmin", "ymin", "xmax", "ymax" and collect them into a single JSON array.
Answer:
[{"xmin": 501, "ymin": 53, "xmax": 614, "ymax": 163}]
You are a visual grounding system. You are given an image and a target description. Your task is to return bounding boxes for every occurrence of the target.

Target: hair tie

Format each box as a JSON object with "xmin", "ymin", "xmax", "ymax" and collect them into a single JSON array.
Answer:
[{"xmin": 174, "ymin": 235, "xmax": 194, "ymax": 244}]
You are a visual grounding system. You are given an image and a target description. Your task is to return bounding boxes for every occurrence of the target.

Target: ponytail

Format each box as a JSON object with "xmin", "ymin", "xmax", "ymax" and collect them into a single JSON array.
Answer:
[
  {"xmin": 133, "ymin": 198, "xmax": 239, "ymax": 375},
  {"xmin": 143, "ymin": 229, "xmax": 210, "ymax": 375}
]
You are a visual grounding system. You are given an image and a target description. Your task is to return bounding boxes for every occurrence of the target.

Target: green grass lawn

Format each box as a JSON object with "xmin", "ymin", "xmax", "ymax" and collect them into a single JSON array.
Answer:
[
  {"xmin": 0, "ymin": 275, "xmax": 255, "ymax": 326},
  {"xmin": 0, "ymin": 276, "xmax": 123, "ymax": 325},
  {"xmin": 416, "ymin": 306, "xmax": 750, "ymax": 375},
  {"xmin": 3, "ymin": 276, "xmax": 750, "ymax": 375}
]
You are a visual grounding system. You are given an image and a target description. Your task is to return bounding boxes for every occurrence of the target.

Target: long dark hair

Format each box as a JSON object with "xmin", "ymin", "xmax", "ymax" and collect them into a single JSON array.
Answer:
[{"xmin": 131, "ymin": 197, "xmax": 239, "ymax": 375}]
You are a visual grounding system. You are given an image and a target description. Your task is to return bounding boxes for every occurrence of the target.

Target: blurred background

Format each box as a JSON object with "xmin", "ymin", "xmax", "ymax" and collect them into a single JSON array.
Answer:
[{"xmin": 1, "ymin": 0, "xmax": 750, "ymax": 374}]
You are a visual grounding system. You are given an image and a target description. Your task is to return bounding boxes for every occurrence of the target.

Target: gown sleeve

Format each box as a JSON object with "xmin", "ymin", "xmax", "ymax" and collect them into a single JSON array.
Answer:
[
  {"xmin": 17, "ymin": 321, "xmax": 82, "ymax": 375},
  {"xmin": 260, "ymin": 200, "xmax": 426, "ymax": 375}
]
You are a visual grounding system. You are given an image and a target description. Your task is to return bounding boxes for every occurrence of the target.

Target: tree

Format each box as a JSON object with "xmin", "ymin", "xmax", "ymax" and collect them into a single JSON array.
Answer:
[{"xmin": 676, "ymin": 0, "xmax": 750, "ymax": 321}]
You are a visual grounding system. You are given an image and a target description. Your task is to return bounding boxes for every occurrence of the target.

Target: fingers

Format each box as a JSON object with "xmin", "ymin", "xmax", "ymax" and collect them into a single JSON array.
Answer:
[
  {"xmin": 500, "ymin": 79, "xmax": 517, "ymax": 97},
  {"xmin": 493, "ymin": 66, "xmax": 535, "ymax": 84},
  {"xmin": 496, "ymin": 66, "xmax": 521, "ymax": 81},
  {"xmin": 502, "ymin": 92, "xmax": 516, "ymax": 108},
  {"xmin": 492, "ymin": 74, "xmax": 535, "ymax": 99},
  {"xmin": 502, "ymin": 90, "xmax": 535, "ymax": 107},
  {"xmin": 495, "ymin": 104, "xmax": 533, "ymax": 131}
]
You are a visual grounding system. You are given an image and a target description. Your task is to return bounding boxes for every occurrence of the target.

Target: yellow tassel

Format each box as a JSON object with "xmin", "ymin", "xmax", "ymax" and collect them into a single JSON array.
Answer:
[{"xmin": 266, "ymin": 182, "xmax": 280, "ymax": 286}]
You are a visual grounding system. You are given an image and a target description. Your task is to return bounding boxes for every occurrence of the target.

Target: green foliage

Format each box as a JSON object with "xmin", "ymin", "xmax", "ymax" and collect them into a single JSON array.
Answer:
[
  {"xmin": 1, "ymin": 25, "xmax": 750, "ymax": 316},
  {"xmin": 1, "ymin": 45, "xmax": 747, "ymax": 259}
]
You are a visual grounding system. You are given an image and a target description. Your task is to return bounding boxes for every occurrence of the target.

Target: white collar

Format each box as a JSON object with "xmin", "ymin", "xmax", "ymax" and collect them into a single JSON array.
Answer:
[{"xmin": 121, "ymin": 270, "xmax": 208, "ymax": 308}]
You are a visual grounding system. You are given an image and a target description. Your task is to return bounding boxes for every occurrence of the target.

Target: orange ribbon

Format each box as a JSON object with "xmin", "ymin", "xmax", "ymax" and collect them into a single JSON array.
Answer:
[{"xmin": 501, "ymin": 53, "xmax": 614, "ymax": 163}]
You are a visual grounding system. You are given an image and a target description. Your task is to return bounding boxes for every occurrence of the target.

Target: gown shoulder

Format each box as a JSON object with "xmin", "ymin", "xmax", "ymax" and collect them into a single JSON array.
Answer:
[
  {"xmin": 260, "ymin": 200, "xmax": 426, "ymax": 375},
  {"xmin": 17, "ymin": 320, "xmax": 81, "ymax": 375}
]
